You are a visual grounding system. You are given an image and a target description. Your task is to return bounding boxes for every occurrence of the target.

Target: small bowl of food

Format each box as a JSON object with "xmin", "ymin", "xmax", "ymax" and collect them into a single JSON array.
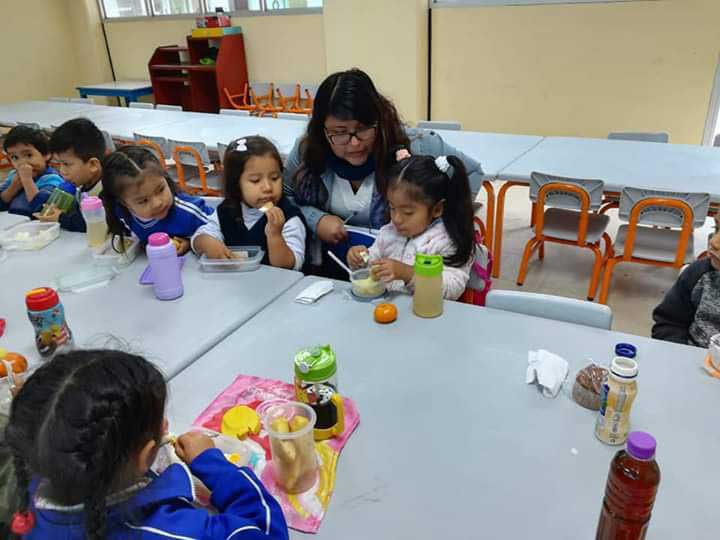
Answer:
[{"xmin": 350, "ymin": 268, "xmax": 386, "ymax": 300}]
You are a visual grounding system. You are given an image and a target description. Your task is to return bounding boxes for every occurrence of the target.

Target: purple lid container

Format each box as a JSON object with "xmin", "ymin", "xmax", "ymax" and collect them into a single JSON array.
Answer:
[
  {"xmin": 627, "ymin": 431, "xmax": 657, "ymax": 460},
  {"xmin": 148, "ymin": 232, "xmax": 170, "ymax": 247}
]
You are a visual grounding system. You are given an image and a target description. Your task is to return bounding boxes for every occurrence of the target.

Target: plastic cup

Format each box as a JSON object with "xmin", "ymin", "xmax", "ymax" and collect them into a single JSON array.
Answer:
[
  {"xmin": 350, "ymin": 268, "xmax": 386, "ymax": 299},
  {"xmin": 709, "ymin": 333, "xmax": 720, "ymax": 371},
  {"xmin": 261, "ymin": 401, "xmax": 318, "ymax": 494}
]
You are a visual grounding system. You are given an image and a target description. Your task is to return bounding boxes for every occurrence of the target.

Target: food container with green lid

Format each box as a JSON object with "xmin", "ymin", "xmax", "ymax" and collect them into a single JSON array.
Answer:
[
  {"xmin": 293, "ymin": 345, "xmax": 344, "ymax": 441},
  {"xmin": 413, "ymin": 253, "xmax": 444, "ymax": 318}
]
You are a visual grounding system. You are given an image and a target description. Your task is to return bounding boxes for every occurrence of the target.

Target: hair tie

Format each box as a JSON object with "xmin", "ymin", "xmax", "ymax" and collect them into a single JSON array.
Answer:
[
  {"xmin": 230, "ymin": 138, "xmax": 248, "ymax": 152},
  {"xmin": 435, "ymin": 155, "xmax": 453, "ymax": 177},
  {"xmin": 11, "ymin": 511, "xmax": 35, "ymax": 535},
  {"xmin": 395, "ymin": 148, "xmax": 411, "ymax": 162}
]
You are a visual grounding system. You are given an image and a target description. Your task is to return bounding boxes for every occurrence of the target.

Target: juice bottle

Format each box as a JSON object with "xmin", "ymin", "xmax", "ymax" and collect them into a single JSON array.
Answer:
[
  {"xmin": 80, "ymin": 196, "xmax": 108, "ymax": 248},
  {"xmin": 595, "ymin": 356, "xmax": 638, "ymax": 445},
  {"xmin": 596, "ymin": 431, "xmax": 661, "ymax": 540},
  {"xmin": 413, "ymin": 254, "xmax": 444, "ymax": 318}
]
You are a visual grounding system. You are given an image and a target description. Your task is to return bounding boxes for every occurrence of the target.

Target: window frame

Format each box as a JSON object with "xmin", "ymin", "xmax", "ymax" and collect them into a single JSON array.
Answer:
[
  {"xmin": 430, "ymin": 0, "xmax": 657, "ymax": 6},
  {"xmin": 97, "ymin": 0, "xmax": 321, "ymax": 21}
]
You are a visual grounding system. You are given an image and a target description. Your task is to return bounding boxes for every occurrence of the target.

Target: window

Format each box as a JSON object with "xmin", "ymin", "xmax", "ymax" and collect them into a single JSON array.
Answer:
[
  {"xmin": 101, "ymin": 0, "xmax": 148, "ymax": 17},
  {"xmin": 100, "ymin": 0, "xmax": 322, "ymax": 18},
  {"xmin": 151, "ymin": 0, "xmax": 202, "ymax": 15},
  {"xmin": 432, "ymin": 0, "xmax": 652, "ymax": 5}
]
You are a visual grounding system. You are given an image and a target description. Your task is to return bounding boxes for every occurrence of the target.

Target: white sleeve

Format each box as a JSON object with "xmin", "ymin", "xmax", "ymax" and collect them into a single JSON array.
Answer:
[
  {"xmin": 190, "ymin": 210, "xmax": 224, "ymax": 253},
  {"xmin": 281, "ymin": 216, "xmax": 306, "ymax": 271}
]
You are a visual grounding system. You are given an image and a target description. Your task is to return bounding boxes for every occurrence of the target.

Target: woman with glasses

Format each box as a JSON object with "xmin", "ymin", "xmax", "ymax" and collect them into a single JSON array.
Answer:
[{"xmin": 284, "ymin": 68, "xmax": 482, "ymax": 250}]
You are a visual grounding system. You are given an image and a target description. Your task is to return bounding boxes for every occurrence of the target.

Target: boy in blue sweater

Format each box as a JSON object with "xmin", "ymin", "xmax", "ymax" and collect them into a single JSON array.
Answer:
[
  {"xmin": 0, "ymin": 126, "xmax": 63, "ymax": 216},
  {"xmin": 35, "ymin": 118, "xmax": 106, "ymax": 232}
]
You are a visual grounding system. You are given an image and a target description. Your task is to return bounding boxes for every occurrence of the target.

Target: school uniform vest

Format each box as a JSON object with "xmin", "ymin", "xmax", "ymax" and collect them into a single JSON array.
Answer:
[{"xmin": 217, "ymin": 197, "xmax": 306, "ymax": 265}]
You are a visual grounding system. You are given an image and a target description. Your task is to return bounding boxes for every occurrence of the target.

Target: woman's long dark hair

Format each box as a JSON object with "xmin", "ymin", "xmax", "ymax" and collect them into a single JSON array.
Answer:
[
  {"xmin": 389, "ymin": 154, "xmax": 475, "ymax": 267},
  {"xmin": 293, "ymin": 68, "xmax": 410, "ymax": 206},
  {"xmin": 5, "ymin": 350, "xmax": 166, "ymax": 540},
  {"xmin": 100, "ymin": 145, "xmax": 177, "ymax": 250}
]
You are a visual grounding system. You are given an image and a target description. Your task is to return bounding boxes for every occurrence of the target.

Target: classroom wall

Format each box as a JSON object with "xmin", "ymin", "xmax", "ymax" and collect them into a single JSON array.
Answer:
[
  {"xmin": 323, "ymin": 0, "xmax": 428, "ymax": 123},
  {"xmin": 431, "ymin": 0, "xmax": 720, "ymax": 144},
  {"xmin": 0, "ymin": 0, "xmax": 83, "ymax": 103},
  {"xmin": 104, "ymin": 13, "xmax": 326, "ymax": 85}
]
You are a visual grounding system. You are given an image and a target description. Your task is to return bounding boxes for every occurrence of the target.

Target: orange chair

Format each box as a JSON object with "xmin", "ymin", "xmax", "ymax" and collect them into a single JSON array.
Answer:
[
  {"xmin": 0, "ymin": 151, "xmax": 12, "ymax": 170},
  {"xmin": 598, "ymin": 188, "xmax": 710, "ymax": 304},
  {"xmin": 290, "ymin": 84, "xmax": 317, "ymax": 115},
  {"xmin": 133, "ymin": 133, "xmax": 174, "ymax": 171},
  {"xmin": 517, "ymin": 173, "xmax": 611, "ymax": 301},
  {"xmin": 136, "ymin": 139, "xmax": 169, "ymax": 170},
  {"xmin": 275, "ymin": 83, "xmax": 302, "ymax": 115},
  {"xmin": 170, "ymin": 140, "xmax": 222, "ymax": 196},
  {"xmin": 250, "ymin": 82, "xmax": 276, "ymax": 117},
  {"xmin": 223, "ymin": 84, "xmax": 257, "ymax": 114}
]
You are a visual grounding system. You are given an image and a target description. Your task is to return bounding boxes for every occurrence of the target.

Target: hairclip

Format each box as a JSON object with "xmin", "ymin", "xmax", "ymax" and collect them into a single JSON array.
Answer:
[
  {"xmin": 11, "ymin": 511, "xmax": 35, "ymax": 534},
  {"xmin": 230, "ymin": 138, "xmax": 248, "ymax": 152},
  {"xmin": 435, "ymin": 155, "xmax": 453, "ymax": 177},
  {"xmin": 395, "ymin": 148, "xmax": 411, "ymax": 161}
]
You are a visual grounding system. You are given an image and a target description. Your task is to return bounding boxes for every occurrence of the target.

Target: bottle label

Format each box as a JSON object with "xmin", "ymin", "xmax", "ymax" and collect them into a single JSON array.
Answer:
[
  {"xmin": 596, "ymin": 378, "xmax": 637, "ymax": 445},
  {"xmin": 28, "ymin": 306, "xmax": 73, "ymax": 358}
]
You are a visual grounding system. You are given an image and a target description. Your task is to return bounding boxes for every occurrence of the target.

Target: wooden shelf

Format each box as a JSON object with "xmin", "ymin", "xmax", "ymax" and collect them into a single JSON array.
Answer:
[
  {"xmin": 154, "ymin": 76, "xmax": 188, "ymax": 83},
  {"xmin": 150, "ymin": 64, "xmax": 216, "ymax": 72},
  {"xmin": 148, "ymin": 34, "xmax": 247, "ymax": 113}
]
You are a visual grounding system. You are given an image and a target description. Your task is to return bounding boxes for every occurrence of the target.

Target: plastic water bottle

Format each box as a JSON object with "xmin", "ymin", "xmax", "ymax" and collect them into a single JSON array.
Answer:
[
  {"xmin": 80, "ymin": 196, "xmax": 108, "ymax": 248},
  {"xmin": 25, "ymin": 287, "xmax": 73, "ymax": 358},
  {"xmin": 413, "ymin": 254, "xmax": 444, "ymax": 318},
  {"xmin": 146, "ymin": 232, "xmax": 183, "ymax": 300},
  {"xmin": 596, "ymin": 431, "xmax": 661, "ymax": 540}
]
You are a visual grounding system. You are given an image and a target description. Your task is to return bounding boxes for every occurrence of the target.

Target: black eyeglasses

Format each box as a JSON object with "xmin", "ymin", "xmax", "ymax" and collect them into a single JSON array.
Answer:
[{"xmin": 325, "ymin": 124, "xmax": 377, "ymax": 146}]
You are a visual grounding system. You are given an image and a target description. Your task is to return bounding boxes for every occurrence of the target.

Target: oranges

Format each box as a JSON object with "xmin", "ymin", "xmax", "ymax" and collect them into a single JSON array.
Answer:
[{"xmin": 374, "ymin": 303, "xmax": 398, "ymax": 324}]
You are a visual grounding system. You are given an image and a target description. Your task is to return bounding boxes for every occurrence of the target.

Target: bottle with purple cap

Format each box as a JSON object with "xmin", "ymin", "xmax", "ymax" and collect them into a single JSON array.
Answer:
[
  {"xmin": 146, "ymin": 232, "xmax": 183, "ymax": 300},
  {"xmin": 596, "ymin": 431, "xmax": 661, "ymax": 540}
]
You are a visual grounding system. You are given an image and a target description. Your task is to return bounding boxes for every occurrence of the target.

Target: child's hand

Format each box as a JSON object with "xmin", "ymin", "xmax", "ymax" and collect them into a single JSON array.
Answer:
[
  {"xmin": 203, "ymin": 238, "xmax": 234, "ymax": 259},
  {"xmin": 371, "ymin": 259, "xmax": 414, "ymax": 284},
  {"xmin": 348, "ymin": 246, "xmax": 369, "ymax": 269},
  {"xmin": 33, "ymin": 204, "xmax": 61, "ymax": 222},
  {"xmin": 17, "ymin": 163, "xmax": 34, "ymax": 185},
  {"xmin": 175, "ymin": 431, "xmax": 215, "ymax": 465},
  {"xmin": 264, "ymin": 206, "xmax": 286, "ymax": 238},
  {"xmin": 172, "ymin": 237, "xmax": 191, "ymax": 256}
]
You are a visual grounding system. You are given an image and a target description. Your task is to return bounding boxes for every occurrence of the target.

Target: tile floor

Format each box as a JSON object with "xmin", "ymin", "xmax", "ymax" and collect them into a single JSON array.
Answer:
[{"xmin": 481, "ymin": 183, "xmax": 715, "ymax": 337}]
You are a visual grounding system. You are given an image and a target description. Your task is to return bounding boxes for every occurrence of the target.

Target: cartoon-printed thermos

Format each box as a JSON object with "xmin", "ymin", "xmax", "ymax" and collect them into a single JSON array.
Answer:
[
  {"xmin": 146, "ymin": 232, "xmax": 184, "ymax": 301},
  {"xmin": 294, "ymin": 345, "xmax": 345, "ymax": 441},
  {"xmin": 413, "ymin": 254, "xmax": 444, "ymax": 318},
  {"xmin": 26, "ymin": 287, "xmax": 73, "ymax": 358}
]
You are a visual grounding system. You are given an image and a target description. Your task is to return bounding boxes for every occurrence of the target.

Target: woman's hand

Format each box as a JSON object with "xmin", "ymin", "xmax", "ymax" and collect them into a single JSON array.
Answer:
[
  {"xmin": 371, "ymin": 259, "xmax": 414, "ymax": 284},
  {"xmin": 347, "ymin": 246, "xmax": 369, "ymax": 269},
  {"xmin": 317, "ymin": 215, "xmax": 348, "ymax": 245},
  {"xmin": 175, "ymin": 431, "xmax": 215, "ymax": 465}
]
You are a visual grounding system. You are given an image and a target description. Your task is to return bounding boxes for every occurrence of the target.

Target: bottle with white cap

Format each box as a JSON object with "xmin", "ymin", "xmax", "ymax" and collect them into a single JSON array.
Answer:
[{"xmin": 595, "ymin": 356, "xmax": 639, "ymax": 445}]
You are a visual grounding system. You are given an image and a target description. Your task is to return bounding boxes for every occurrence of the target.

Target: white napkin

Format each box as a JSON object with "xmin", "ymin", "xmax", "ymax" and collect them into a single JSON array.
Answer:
[
  {"xmin": 294, "ymin": 280, "xmax": 334, "ymax": 305},
  {"xmin": 526, "ymin": 349, "xmax": 569, "ymax": 398}
]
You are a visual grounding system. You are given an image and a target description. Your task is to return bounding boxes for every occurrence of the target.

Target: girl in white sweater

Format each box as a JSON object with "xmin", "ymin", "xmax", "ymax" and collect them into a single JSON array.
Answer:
[{"xmin": 347, "ymin": 151, "xmax": 475, "ymax": 300}]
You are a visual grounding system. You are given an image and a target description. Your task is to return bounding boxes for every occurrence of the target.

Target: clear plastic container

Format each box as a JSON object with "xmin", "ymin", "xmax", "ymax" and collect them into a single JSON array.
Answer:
[
  {"xmin": 92, "ymin": 237, "xmax": 140, "ymax": 268},
  {"xmin": 350, "ymin": 268, "xmax": 386, "ymax": 299},
  {"xmin": 0, "ymin": 222, "xmax": 60, "ymax": 250},
  {"xmin": 199, "ymin": 246, "xmax": 264, "ymax": 273},
  {"xmin": 262, "ymin": 401, "xmax": 319, "ymax": 494},
  {"xmin": 54, "ymin": 267, "xmax": 118, "ymax": 292}
]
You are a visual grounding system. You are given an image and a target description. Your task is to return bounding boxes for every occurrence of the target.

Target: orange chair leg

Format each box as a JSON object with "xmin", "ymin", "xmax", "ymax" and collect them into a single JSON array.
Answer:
[
  {"xmin": 599, "ymin": 201, "xmax": 619, "ymax": 215},
  {"xmin": 492, "ymin": 181, "xmax": 524, "ymax": 279},
  {"xmin": 482, "ymin": 180, "xmax": 495, "ymax": 252},
  {"xmin": 538, "ymin": 241, "xmax": 545, "ymax": 260},
  {"xmin": 599, "ymin": 258, "xmax": 619, "ymax": 305},
  {"xmin": 587, "ymin": 245, "xmax": 604, "ymax": 301},
  {"xmin": 516, "ymin": 237, "xmax": 540, "ymax": 286},
  {"xmin": 602, "ymin": 233, "xmax": 614, "ymax": 259},
  {"xmin": 530, "ymin": 202, "xmax": 537, "ymax": 227}
]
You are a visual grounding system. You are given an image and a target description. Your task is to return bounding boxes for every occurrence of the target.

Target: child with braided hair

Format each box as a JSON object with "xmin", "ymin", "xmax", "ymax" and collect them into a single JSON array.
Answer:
[{"xmin": 4, "ymin": 350, "xmax": 288, "ymax": 540}]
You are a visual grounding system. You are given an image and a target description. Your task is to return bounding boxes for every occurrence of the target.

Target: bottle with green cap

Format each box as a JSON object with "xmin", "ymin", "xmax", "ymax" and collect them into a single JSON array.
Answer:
[
  {"xmin": 413, "ymin": 253, "xmax": 444, "ymax": 318},
  {"xmin": 293, "ymin": 345, "xmax": 344, "ymax": 440}
]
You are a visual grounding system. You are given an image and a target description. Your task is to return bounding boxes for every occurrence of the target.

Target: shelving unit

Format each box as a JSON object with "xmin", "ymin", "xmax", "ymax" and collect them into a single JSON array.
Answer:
[{"xmin": 148, "ymin": 33, "xmax": 248, "ymax": 113}]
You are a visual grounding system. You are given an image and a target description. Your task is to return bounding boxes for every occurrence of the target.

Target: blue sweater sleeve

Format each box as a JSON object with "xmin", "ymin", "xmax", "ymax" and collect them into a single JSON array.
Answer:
[
  {"xmin": 190, "ymin": 448, "xmax": 289, "ymax": 540},
  {"xmin": 58, "ymin": 203, "xmax": 87, "ymax": 232}
]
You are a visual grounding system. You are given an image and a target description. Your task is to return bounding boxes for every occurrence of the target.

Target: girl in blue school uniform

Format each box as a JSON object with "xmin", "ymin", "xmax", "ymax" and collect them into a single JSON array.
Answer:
[
  {"xmin": 217, "ymin": 136, "xmax": 307, "ymax": 270},
  {"xmin": 4, "ymin": 349, "xmax": 289, "ymax": 540},
  {"xmin": 100, "ymin": 145, "xmax": 231, "ymax": 258}
]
